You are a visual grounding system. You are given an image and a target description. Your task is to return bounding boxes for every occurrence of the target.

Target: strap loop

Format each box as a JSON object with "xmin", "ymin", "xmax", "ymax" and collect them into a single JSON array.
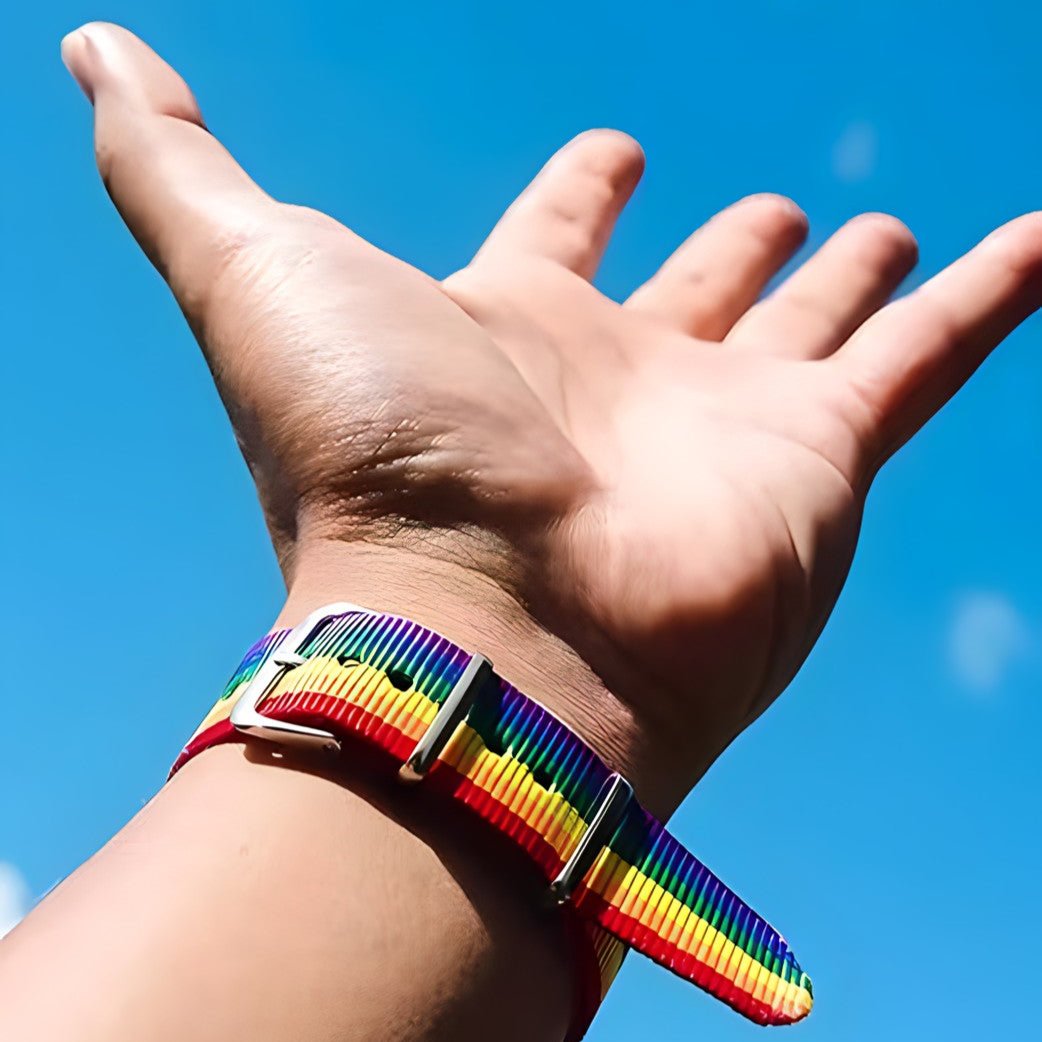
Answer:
[
  {"xmin": 399, "ymin": 653, "xmax": 494, "ymax": 782},
  {"xmin": 549, "ymin": 772, "xmax": 633, "ymax": 904}
]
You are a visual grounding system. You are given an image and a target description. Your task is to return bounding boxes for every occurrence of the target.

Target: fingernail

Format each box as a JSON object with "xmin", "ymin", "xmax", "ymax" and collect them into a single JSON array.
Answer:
[{"xmin": 60, "ymin": 26, "xmax": 96, "ymax": 101}]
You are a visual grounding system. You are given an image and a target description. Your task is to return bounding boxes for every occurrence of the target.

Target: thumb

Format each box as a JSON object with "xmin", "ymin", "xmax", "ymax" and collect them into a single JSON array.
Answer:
[{"xmin": 61, "ymin": 22, "xmax": 274, "ymax": 313}]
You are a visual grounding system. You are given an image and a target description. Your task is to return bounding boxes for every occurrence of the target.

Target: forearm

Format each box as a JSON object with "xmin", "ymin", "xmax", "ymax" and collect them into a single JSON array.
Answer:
[
  {"xmin": 0, "ymin": 547, "xmax": 633, "ymax": 1042},
  {"xmin": 1, "ymin": 748, "xmax": 571, "ymax": 1042}
]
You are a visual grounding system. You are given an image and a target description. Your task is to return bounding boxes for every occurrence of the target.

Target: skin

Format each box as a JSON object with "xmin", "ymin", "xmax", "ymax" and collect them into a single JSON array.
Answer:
[{"xmin": 1, "ymin": 20, "xmax": 1040, "ymax": 1042}]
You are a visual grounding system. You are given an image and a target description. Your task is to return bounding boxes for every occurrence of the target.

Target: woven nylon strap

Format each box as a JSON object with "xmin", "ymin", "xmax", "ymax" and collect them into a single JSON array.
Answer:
[{"xmin": 170, "ymin": 608, "xmax": 812, "ymax": 1036}]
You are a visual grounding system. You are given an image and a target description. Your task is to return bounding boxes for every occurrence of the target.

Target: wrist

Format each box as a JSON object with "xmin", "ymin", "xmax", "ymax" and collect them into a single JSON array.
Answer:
[{"xmin": 279, "ymin": 537, "xmax": 677, "ymax": 817}]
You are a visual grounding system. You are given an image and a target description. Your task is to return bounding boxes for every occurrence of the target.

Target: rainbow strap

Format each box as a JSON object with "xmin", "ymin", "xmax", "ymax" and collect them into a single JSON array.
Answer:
[{"xmin": 170, "ymin": 605, "xmax": 812, "ymax": 1037}]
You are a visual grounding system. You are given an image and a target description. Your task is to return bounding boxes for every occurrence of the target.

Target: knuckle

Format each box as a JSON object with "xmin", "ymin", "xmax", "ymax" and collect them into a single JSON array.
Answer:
[
  {"xmin": 277, "ymin": 203, "xmax": 342, "ymax": 233},
  {"xmin": 545, "ymin": 208, "xmax": 603, "ymax": 259},
  {"xmin": 93, "ymin": 138, "xmax": 117, "ymax": 188},
  {"xmin": 168, "ymin": 212, "xmax": 274, "ymax": 314},
  {"xmin": 774, "ymin": 287, "xmax": 835, "ymax": 325},
  {"xmin": 93, "ymin": 112, "xmax": 154, "ymax": 188}
]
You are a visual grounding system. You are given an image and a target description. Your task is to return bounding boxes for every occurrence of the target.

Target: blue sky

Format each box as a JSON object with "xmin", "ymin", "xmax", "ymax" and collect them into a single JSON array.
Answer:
[{"xmin": 3, "ymin": 2, "xmax": 1041, "ymax": 1039}]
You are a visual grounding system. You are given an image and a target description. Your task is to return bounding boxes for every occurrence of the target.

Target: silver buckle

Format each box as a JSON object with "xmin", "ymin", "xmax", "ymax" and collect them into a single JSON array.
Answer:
[
  {"xmin": 230, "ymin": 601, "xmax": 493, "ymax": 769},
  {"xmin": 230, "ymin": 601, "xmax": 370, "ymax": 753},
  {"xmin": 399, "ymin": 653, "xmax": 494, "ymax": 783},
  {"xmin": 549, "ymin": 772, "xmax": 634, "ymax": 904}
]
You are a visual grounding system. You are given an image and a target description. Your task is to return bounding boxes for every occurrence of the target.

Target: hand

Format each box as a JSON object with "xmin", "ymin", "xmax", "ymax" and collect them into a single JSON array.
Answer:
[{"xmin": 63, "ymin": 22, "xmax": 1042, "ymax": 816}]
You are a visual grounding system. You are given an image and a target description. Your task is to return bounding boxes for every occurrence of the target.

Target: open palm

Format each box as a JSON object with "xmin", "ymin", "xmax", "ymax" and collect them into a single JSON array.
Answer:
[{"xmin": 65, "ymin": 23, "xmax": 1042, "ymax": 812}]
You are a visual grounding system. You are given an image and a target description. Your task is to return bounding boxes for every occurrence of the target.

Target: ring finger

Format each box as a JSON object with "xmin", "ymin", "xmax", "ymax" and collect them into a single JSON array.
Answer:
[{"xmin": 727, "ymin": 212, "xmax": 918, "ymax": 359}]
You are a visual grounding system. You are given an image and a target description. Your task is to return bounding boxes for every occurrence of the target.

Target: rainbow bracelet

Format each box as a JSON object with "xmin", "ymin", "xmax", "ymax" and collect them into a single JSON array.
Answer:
[{"xmin": 170, "ymin": 603, "xmax": 812, "ymax": 1038}]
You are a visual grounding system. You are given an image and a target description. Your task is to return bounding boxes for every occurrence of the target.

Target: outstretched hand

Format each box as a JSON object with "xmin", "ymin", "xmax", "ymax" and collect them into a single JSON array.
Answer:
[{"xmin": 63, "ymin": 22, "xmax": 1042, "ymax": 814}]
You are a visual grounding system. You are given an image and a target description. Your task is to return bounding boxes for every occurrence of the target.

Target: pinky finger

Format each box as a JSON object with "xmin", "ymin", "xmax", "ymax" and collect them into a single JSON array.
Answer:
[{"xmin": 835, "ymin": 212, "xmax": 1042, "ymax": 461}]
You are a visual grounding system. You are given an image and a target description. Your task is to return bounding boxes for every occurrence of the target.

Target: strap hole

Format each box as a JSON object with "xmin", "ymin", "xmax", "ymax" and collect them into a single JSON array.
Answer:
[{"xmin": 386, "ymin": 669, "xmax": 413, "ymax": 691}]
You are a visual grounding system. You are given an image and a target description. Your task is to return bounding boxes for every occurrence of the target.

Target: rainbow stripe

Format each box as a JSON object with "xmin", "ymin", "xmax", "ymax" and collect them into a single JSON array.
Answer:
[{"xmin": 171, "ymin": 609, "xmax": 811, "ymax": 1035}]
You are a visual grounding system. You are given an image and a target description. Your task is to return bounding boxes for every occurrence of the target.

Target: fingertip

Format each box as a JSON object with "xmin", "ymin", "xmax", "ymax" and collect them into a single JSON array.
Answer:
[
  {"xmin": 61, "ymin": 22, "xmax": 134, "ymax": 102},
  {"xmin": 60, "ymin": 22, "xmax": 104, "ymax": 101},
  {"xmin": 732, "ymin": 193, "xmax": 809, "ymax": 243},
  {"xmin": 848, "ymin": 209, "xmax": 914, "ymax": 236},
  {"xmin": 847, "ymin": 211, "xmax": 919, "ymax": 268},
  {"xmin": 735, "ymin": 192, "xmax": 805, "ymax": 216},
  {"xmin": 564, "ymin": 128, "xmax": 646, "ymax": 192},
  {"xmin": 60, "ymin": 22, "xmax": 204, "ymax": 127},
  {"xmin": 568, "ymin": 127, "xmax": 644, "ymax": 154},
  {"xmin": 985, "ymin": 211, "xmax": 1042, "ymax": 279}
]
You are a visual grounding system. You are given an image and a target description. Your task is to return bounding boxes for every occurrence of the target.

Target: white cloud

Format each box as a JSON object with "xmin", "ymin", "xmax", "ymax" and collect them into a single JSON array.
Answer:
[
  {"xmin": 831, "ymin": 121, "xmax": 878, "ymax": 183},
  {"xmin": 948, "ymin": 592, "xmax": 1030, "ymax": 693},
  {"xmin": 0, "ymin": 862, "xmax": 30, "ymax": 937}
]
